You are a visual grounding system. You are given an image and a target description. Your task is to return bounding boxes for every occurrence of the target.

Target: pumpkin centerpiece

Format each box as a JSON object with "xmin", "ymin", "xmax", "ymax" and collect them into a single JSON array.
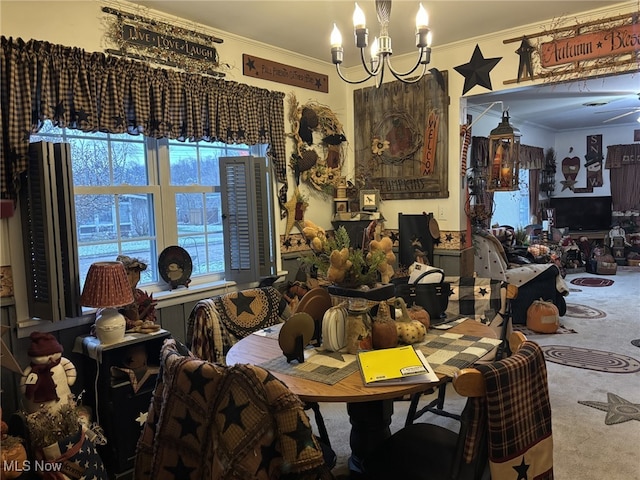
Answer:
[
  {"xmin": 371, "ymin": 301, "xmax": 398, "ymax": 350},
  {"xmin": 321, "ymin": 303, "xmax": 348, "ymax": 352},
  {"xmin": 394, "ymin": 298, "xmax": 427, "ymax": 344},
  {"xmin": 526, "ymin": 298, "xmax": 559, "ymax": 333}
]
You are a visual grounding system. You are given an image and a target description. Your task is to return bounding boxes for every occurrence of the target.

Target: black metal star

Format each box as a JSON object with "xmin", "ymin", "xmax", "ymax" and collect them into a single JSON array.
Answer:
[
  {"xmin": 516, "ymin": 37, "xmax": 535, "ymax": 83},
  {"xmin": 184, "ymin": 363, "xmax": 211, "ymax": 400},
  {"xmin": 512, "ymin": 456, "xmax": 530, "ymax": 480},
  {"xmin": 454, "ymin": 44, "xmax": 502, "ymax": 95},
  {"xmin": 176, "ymin": 409, "xmax": 200, "ymax": 440},
  {"xmin": 220, "ymin": 392, "xmax": 249, "ymax": 433},
  {"xmin": 283, "ymin": 414, "xmax": 316, "ymax": 458},
  {"xmin": 164, "ymin": 455, "xmax": 196, "ymax": 479},
  {"xmin": 256, "ymin": 440, "xmax": 281, "ymax": 475},
  {"xmin": 231, "ymin": 291, "xmax": 256, "ymax": 317},
  {"xmin": 245, "ymin": 56, "xmax": 256, "ymax": 71}
]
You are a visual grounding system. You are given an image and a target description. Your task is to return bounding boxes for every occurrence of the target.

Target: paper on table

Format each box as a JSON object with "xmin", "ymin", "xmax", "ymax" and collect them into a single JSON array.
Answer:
[{"xmin": 357, "ymin": 345, "xmax": 439, "ymax": 386}]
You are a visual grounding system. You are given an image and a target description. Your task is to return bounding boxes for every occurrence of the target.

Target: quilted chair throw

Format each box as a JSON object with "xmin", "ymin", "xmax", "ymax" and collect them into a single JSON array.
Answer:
[
  {"xmin": 187, "ymin": 286, "xmax": 290, "ymax": 364},
  {"xmin": 135, "ymin": 339, "xmax": 332, "ymax": 480}
]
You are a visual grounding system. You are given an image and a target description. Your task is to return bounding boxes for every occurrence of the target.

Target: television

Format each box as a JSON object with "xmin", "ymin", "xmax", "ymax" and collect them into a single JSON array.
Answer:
[{"xmin": 549, "ymin": 196, "xmax": 612, "ymax": 232}]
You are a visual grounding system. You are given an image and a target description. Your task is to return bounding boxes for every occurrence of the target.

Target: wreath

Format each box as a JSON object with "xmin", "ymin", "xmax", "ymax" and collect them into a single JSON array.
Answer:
[{"xmin": 287, "ymin": 94, "xmax": 347, "ymax": 193}]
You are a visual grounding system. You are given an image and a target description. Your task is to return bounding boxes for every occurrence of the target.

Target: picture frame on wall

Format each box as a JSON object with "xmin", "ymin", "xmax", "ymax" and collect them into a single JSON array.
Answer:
[{"xmin": 359, "ymin": 189, "xmax": 380, "ymax": 212}]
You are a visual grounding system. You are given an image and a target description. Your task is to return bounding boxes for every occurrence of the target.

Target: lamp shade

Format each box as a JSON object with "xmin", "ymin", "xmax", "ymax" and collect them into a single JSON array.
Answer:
[{"xmin": 80, "ymin": 261, "xmax": 134, "ymax": 308}]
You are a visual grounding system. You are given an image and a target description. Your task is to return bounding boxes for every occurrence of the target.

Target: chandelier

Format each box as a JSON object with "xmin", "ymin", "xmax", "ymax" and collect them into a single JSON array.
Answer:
[{"xmin": 330, "ymin": 1, "xmax": 432, "ymax": 86}]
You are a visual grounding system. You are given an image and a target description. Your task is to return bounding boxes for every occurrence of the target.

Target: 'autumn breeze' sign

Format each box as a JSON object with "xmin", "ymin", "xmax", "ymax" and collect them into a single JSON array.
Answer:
[{"xmin": 540, "ymin": 23, "xmax": 640, "ymax": 67}]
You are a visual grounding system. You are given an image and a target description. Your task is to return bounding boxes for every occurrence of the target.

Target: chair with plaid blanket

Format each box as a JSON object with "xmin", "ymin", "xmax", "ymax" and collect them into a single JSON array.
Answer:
[
  {"xmin": 363, "ymin": 334, "xmax": 555, "ymax": 480},
  {"xmin": 404, "ymin": 277, "xmax": 517, "ymax": 425}
]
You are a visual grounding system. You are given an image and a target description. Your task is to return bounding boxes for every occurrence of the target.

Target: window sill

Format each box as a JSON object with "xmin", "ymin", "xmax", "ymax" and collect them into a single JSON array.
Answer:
[{"xmin": 151, "ymin": 280, "xmax": 237, "ymax": 309}]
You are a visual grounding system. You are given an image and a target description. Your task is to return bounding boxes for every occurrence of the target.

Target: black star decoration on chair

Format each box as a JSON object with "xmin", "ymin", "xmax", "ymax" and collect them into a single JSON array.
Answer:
[
  {"xmin": 176, "ymin": 409, "xmax": 200, "ymax": 440},
  {"xmin": 232, "ymin": 291, "xmax": 256, "ymax": 317},
  {"xmin": 454, "ymin": 44, "xmax": 502, "ymax": 95},
  {"xmin": 220, "ymin": 392, "xmax": 249, "ymax": 433},
  {"xmin": 284, "ymin": 414, "xmax": 316, "ymax": 457},
  {"xmin": 256, "ymin": 441, "xmax": 281, "ymax": 475},
  {"xmin": 513, "ymin": 457, "xmax": 530, "ymax": 480},
  {"xmin": 478, "ymin": 287, "xmax": 489, "ymax": 297},
  {"xmin": 164, "ymin": 455, "xmax": 196, "ymax": 479},
  {"xmin": 184, "ymin": 363, "xmax": 211, "ymax": 400},
  {"xmin": 516, "ymin": 37, "xmax": 535, "ymax": 82}
]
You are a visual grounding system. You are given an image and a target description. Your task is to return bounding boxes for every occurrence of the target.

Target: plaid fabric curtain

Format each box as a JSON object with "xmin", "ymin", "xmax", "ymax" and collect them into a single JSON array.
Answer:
[{"xmin": 0, "ymin": 36, "xmax": 287, "ymax": 204}]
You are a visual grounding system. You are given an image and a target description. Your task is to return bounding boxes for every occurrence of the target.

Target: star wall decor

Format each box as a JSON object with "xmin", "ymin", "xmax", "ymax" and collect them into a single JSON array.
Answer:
[
  {"xmin": 454, "ymin": 44, "xmax": 502, "ymax": 95},
  {"xmin": 516, "ymin": 37, "xmax": 535, "ymax": 82}
]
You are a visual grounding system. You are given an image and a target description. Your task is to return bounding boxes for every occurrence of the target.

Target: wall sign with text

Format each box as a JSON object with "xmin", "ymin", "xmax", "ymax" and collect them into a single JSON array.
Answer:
[{"xmin": 242, "ymin": 55, "xmax": 328, "ymax": 93}]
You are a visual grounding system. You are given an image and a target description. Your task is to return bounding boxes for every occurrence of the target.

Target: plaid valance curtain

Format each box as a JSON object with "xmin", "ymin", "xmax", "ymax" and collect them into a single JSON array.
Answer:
[
  {"xmin": 605, "ymin": 143, "xmax": 640, "ymax": 168},
  {"xmin": 0, "ymin": 36, "xmax": 288, "ymax": 205}
]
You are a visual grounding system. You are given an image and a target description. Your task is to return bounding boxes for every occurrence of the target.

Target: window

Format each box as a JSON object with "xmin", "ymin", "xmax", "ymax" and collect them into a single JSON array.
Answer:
[
  {"xmin": 492, "ymin": 168, "xmax": 530, "ymax": 228},
  {"xmin": 30, "ymin": 122, "xmax": 270, "ymax": 294}
]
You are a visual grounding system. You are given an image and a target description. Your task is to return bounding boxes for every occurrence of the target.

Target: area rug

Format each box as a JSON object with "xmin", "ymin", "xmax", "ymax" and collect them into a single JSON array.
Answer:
[
  {"xmin": 564, "ymin": 303, "xmax": 606, "ymax": 319},
  {"xmin": 570, "ymin": 277, "xmax": 615, "ymax": 287},
  {"xmin": 578, "ymin": 393, "xmax": 640, "ymax": 425},
  {"xmin": 513, "ymin": 324, "xmax": 577, "ymax": 335},
  {"xmin": 541, "ymin": 345, "xmax": 640, "ymax": 373}
]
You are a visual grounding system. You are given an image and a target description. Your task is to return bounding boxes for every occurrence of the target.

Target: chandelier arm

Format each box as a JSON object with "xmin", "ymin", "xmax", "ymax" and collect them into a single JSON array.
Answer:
[
  {"xmin": 385, "ymin": 49, "xmax": 428, "ymax": 81},
  {"xmin": 334, "ymin": 64, "xmax": 374, "ymax": 85},
  {"xmin": 359, "ymin": 48, "xmax": 381, "ymax": 77}
]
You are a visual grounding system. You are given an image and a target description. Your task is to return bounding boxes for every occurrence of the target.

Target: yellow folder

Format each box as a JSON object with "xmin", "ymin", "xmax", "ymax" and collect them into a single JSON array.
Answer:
[{"xmin": 357, "ymin": 345, "xmax": 439, "ymax": 386}]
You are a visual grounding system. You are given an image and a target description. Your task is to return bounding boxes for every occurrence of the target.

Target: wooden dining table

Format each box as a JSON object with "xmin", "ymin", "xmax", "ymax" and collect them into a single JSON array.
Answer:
[{"xmin": 226, "ymin": 319, "xmax": 497, "ymax": 476}]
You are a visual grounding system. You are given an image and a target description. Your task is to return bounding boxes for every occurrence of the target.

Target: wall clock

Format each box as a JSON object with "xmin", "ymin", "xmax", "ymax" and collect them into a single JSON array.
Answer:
[{"xmin": 360, "ymin": 189, "xmax": 380, "ymax": 212}]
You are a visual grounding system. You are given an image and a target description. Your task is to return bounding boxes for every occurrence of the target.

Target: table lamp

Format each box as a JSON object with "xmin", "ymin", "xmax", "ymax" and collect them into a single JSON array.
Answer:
[{"xmin": 80, "ymin": 261, "xmax": 135, "ymax": 345}]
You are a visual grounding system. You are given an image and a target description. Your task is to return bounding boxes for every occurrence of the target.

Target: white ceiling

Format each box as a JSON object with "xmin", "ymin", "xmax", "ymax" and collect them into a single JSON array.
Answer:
[{"xmin": 130, "ymin": 1, "xmax": 640, "ymax": 131}]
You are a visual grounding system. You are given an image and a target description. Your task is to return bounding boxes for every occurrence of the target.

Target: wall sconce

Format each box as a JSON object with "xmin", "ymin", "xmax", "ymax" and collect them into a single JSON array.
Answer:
[{"xmin": 487, "ymin": 111, "xmax": 521, "ymax": 191}]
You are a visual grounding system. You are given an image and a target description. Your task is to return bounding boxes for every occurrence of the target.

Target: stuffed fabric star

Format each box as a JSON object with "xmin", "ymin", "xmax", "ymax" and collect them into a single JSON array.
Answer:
[{"xmin": 454, "ymin": 44, "xmax": 502, "ymax": 95}]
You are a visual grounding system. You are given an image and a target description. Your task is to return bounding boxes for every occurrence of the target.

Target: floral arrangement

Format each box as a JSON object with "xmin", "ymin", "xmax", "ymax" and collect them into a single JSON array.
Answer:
[{"xmin": 300, "ymin": 222, "xmax": 386, "ymax": 288}]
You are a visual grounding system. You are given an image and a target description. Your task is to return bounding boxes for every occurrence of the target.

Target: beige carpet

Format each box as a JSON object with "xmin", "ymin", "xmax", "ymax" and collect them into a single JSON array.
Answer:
[{"xmin": 309, "ymin": 269, "xmax": 640, "ymax": 479}]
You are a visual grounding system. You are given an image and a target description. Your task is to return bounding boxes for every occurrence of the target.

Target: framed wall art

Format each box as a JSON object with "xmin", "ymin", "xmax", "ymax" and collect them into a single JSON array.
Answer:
[{"xmin": 353, "ymin": 71, "xmax": 449, "ymax": 200}]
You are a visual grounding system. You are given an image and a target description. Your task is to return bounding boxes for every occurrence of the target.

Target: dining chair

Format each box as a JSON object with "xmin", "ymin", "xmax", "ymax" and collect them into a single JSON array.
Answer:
[
  {"xmin": 403, "ymin": 281, "xmax": 518, "ymax": 426},
  {"xmin": 135, "ymin": 338, "xmax": 335, "ymax": 480},
  {"xmin": 363, "ymin": 333, "xmax": 555, "ymax": 480}
]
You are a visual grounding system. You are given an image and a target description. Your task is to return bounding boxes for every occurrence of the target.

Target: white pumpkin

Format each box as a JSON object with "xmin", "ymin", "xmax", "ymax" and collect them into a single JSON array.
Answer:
[{"xmin": 322, "ymin": 304, "xmax": 348, "ymax": 351}]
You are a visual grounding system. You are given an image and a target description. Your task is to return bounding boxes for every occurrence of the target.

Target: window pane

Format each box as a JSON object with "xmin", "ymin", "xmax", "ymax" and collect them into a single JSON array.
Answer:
[
  {"xmin": 200, "ymin": 147, "xmax": 222, "ymax": 186},
  {"xmin": 112, "ymin": 140, "xmax": 147, "ymax": 185},
  {"xmin": 169, "ymin": 145, "xmax": 198, "ymax": 186},
  {"xmin": 71, "ymin": 138, "xmax": 111, "ymax": 186},
  {"xmin": 121, "ymin": 240, "xmax": 157, "ymax": 283}
]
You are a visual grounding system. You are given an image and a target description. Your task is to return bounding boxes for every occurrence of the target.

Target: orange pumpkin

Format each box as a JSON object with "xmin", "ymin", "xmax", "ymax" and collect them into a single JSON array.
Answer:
[
  {"xmin": 526, "ymin": 299, "xmax": 559, "ymax": 333},
  {"xmin": 372, "ymin": 301, "xmax": 399, "ymax": 350}
]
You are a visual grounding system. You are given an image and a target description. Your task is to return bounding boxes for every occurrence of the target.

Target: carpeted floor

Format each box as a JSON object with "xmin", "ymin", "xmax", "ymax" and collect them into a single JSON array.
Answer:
[{"xmin": 314, "ymin": 269, "xmax": 640, "ymax": 479}]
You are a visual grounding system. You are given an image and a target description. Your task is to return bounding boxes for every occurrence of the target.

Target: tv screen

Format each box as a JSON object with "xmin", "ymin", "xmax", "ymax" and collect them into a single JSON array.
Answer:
[{"xmin": 550, "ymin": 196, "xmax": 612, "ymax": 231}]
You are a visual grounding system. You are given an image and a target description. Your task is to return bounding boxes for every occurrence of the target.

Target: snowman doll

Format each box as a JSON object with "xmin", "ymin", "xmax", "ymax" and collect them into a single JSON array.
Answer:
[{"xmin": 19, "ymin": 332, "xmax": 76, "ymax": 414}]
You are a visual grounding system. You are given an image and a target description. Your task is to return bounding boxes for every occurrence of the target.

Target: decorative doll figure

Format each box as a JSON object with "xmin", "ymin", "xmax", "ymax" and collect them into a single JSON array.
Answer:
[{"xmin": 20, "ymin": 332, "xmax": 76, "ymax": 413}]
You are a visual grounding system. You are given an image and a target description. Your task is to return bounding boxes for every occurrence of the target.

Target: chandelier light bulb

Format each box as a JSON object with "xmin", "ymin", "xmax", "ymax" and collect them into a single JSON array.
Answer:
[
  {"xmin": 416, "ymin": 3, "xmax": 428, "ymax": 30},
  {"xmin": 331, "ymin": 24, "xmax": 343, "ymax": 47},
  {"xmin": 353, "ymin": 3, "xmax": 366, "ymax": 29},
  {"xmin": 427, "ymin": 31, "xmax": 433, "ymax": 47},
  {"xmin": 371, "ymin": 37, "xmax": 379, "ymax": 58}
]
